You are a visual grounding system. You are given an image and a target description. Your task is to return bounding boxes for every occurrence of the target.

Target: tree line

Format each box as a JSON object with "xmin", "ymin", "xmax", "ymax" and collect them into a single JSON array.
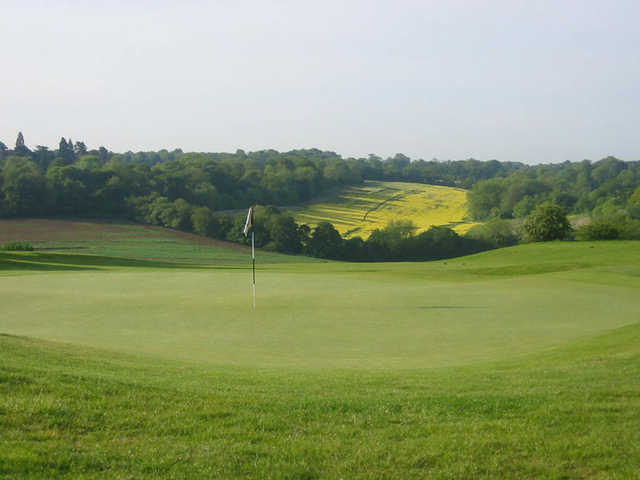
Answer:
[
  {"xmin": 467, "ymin": 157, "xmax": 640, "ymax": 223},
  {"xmin": 200, "ymin": 205, "xmax": 489, "ymax": 262},
  {"xmin": 1, "ymin": 132, "xmax": 639, "ymax": 260},
  {"xmin": 0, "ymin": 131, "xmax": 526, "ymax": 224}
]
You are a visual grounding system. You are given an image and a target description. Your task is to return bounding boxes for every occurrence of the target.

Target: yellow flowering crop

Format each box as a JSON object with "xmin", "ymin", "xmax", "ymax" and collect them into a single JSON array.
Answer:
[{"xmin": 292, "ymin": 181, "xmax": 476, "ymax": 239}]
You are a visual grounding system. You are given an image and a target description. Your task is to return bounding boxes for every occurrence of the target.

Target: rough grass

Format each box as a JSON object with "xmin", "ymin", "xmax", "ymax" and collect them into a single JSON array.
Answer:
[{"xmin": 291, "ymin": 181, "xmax": 477, "ymax": 238}]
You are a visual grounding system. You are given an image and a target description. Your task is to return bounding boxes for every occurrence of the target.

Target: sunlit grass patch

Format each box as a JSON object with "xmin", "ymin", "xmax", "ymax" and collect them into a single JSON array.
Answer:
[{"xmin": 453, "ymin": 222, "xmax": 481, "ymax": 234}]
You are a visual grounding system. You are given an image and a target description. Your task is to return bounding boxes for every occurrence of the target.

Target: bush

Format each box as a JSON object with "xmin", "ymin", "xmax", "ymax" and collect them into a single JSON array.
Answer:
[
  {"xmin": 576, "ymin": 221, "xmax": 620, "ymax": 240},
  {"xmin": 465, "ymin": 219, "xmax": 520, "ymax": 248},
  {"xmin": 523, "ymin": 203, "xmax": 572, "ymax": 242},
  {"xmin": 1, "ymin": 241, "xmax": 34, "ymax": 251},
  {"xmin": 191, "ymin": 206, "xmax": 216, "ymax": 236},
  {"xmin": 619, "ymin": 219, "xmax": 640, "ymax": 240}
]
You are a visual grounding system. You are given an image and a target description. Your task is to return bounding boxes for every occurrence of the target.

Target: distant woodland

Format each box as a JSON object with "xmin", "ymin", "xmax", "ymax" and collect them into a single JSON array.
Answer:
[{"xmin": 1, "ymin": 132, "xmax": 639, "ymax": 260}]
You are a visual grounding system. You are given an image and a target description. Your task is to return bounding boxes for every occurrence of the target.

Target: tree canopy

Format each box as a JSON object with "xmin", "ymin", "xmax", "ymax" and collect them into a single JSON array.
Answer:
[
  {"xmin": 1, "ymin": 132, "xmax": 639, "ymax": 260},
  {"xmin": 467, "ymin": 157, "xmax": 640, "ymax": 223}
]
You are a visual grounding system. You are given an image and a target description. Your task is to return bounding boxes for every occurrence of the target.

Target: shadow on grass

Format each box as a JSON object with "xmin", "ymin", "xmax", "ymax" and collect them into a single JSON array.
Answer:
[
  {"xmin": 417, "ymin": 305, "xmax": 488, "ymax": 309},
  {"xmin": 466, "ymin": 262, "xmax": 590, "ymax": 277},
  {"xmin": 36, "ymin": 246, "xmax": 89, "ymax": 250},
  {"xmin": 0, "ymin": 252, "xmax": 210, "ymax": 272},
  {"xmin": 0, "ymin": 260, "xmax": 93, "ymax": 272}
]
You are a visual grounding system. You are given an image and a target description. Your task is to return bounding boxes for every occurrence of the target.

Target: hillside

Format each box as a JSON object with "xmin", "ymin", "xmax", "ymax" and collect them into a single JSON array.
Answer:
[
  {"xmin": 290, "ymin": 181, "xmax": 478, "ymax": 239},
  {"xmin": 0, "ymin": 218, "xmax": 316, "ymax": 264}
]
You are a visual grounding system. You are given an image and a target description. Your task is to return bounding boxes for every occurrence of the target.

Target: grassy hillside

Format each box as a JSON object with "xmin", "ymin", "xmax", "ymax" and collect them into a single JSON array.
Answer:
[
  {"xmin": 0, "ymin": 218, "xmax": 316, "ymax": 264},
  {"xmin": 2, "ymin": 241, "xmax": 639, "ymax": 477},
  {"xmin": 291, "ymin": 181, "xmax": 478, "ymax": 239}
]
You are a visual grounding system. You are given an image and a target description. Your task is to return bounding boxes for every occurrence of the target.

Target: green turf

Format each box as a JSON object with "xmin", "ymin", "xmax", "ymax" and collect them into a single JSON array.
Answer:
[
  {"xmin": 35, "ymin": 236, "xmax": 314, "ymax": 264},
  {"xmin": 1, "ymin": 241, "xmax": 639, "ymax": 370},
  {"xmin": 2, "ymin": 323, "xmax": 640, "ymax": 478},
  {"xmin": 1, "ymin": 241, "xmax": 640, "ymax": 477},
  {"xmin": 0, "ymin": 218, "xmax": 317, "ymax": 264}
]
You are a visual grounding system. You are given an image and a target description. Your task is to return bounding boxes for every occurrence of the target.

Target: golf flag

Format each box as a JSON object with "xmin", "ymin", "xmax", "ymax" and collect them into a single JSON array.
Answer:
[
  {"xmin": 243, "ymin": 206, "xmax": 257, "ymax": 309},
  {"xmin": 243, "ymin": 206, "xmax": 254, "ymax": 237}
]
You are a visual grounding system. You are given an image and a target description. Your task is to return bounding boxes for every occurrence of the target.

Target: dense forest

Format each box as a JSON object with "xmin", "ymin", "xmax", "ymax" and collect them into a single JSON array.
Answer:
[
  {"xmin": 1, "ymin": 132, "xmax": 639, "ymax": 261},
  {"xmin": 0, "ymin": 132, "xmax": 525, "ymax": 218},
  {"xmin": 467, "ymin": 157, "xmax": 640, "ymax": 221}
]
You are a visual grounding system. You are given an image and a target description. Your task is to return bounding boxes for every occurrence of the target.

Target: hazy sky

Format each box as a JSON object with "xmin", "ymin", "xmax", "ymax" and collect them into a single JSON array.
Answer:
[{"xmin": 2, "ymin": 0, "xmax": 639, "ymax": 163}]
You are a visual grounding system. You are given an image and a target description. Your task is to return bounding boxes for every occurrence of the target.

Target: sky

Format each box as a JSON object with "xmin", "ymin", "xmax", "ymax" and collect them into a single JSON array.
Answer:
[{"xmin": 1, "ymin": 0, "xmax": 639, "ymax": 164}]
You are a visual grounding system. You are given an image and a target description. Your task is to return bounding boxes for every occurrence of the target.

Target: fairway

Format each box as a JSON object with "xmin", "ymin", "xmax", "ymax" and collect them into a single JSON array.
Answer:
[
  {"xmin": 291, "ymin": 181, "xmax": 477, "ymax": 239},
  {"xmin": 0, "ymin": 218, "xmax": 316, "ymax": 264},
  {"xmin": 2, "ymin": 242, "xmax": 638, "ymax": 369}
]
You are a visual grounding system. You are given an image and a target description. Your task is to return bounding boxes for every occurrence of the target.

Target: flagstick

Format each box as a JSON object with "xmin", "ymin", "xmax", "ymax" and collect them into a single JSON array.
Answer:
[{"xmin": 251, "ymin": 230, "xmax": 256, "ymax": 310}]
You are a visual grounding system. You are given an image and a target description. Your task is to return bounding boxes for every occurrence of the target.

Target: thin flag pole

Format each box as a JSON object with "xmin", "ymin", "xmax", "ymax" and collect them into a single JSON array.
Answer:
[
  {"xmin": 251, "ymin": 230, "xmax": 256, "ymax": 310},
  {"xmin": 243, "ymin": 206, "xmax": 256, "ymax": 310}
]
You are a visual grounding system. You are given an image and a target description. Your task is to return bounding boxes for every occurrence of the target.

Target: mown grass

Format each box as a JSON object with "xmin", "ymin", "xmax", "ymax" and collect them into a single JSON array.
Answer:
[
  {"xmin": 291, "ymin": 181, "xmax": 477, "ymax": 239},
  {"xmin": 0, "ymin": 218, "xmax": 317, "ymax": 264},
  {"xmin": 2, "ymin": 241, "xmax": 640, "ymax": 477},
  {"xmin": 1, "ymin": 242, "xmax": 639, "ymax": 369},
  {"xmin": 2, "ymin": 322, "xmax": 640, "ymax": 479}
]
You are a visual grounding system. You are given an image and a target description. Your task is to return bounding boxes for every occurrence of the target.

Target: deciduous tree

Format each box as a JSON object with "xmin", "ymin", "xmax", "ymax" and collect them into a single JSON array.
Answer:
[{"xmin": 523, "ymin": 203, "xmax": 571, "ymax": 241}]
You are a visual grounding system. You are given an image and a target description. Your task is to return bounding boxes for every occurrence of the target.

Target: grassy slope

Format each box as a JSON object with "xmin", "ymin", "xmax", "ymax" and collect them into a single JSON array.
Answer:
[
  {"xmin": 2, "ymin": 241, "xmax": 640, "ymax": 478},
  {"xmin": 291, "ymin": 181, "xmax": 478, "ymax": 239},
  {"xmin": 0, "ymin": 218, "xmax": 317, "ymax": 264}
]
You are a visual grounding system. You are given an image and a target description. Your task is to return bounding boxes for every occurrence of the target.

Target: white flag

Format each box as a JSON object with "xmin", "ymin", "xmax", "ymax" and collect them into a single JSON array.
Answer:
[{"xmin": 243, "ymin": 206, "xmax": 254, "ymax": 237}]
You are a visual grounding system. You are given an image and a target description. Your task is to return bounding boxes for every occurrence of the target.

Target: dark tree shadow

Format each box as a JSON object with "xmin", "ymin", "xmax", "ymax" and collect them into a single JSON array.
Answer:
[
  {"xmin": 417, "ymin": 305, "xmax": 488, "ymax": 310},
  {"xmin": 0, "ymin": 252, "xmax": 210, "ymax": 272}
]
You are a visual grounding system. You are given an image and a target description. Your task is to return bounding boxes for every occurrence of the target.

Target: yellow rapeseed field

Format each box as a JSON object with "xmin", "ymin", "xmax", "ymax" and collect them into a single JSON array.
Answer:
[{"xmin": 292, "ymin": 181, "xmax": 477, "ymax": 239}]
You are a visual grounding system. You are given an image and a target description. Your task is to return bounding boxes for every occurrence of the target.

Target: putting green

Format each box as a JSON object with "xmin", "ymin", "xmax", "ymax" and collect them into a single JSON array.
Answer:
[{"xmin": 1, "ymin": 242, "xmax": 638, "ymax": 369}]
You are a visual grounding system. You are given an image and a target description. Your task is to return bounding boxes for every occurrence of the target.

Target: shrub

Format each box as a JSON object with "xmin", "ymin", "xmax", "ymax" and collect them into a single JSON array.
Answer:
[
  {"xmin": 576, "ymin": 218, "xmax": 640, "ymax": 241},
  {"xmin": 191, "ymin": 206, "xmax": 216, "ymax": 236},
  {"xmin": 465, "ymin": 219, "xmax": 520, "ymax": 248},
  {"xmin": 576, "ymin": 221, "xmax": 620, "ymax": 240},
  {"xmin": 619, "ymin": 219, "xmax": 640, "ymax": 240},
  {"xmin": 1, "ymin": 241, "xmax": 34, "ymax": 251},
  {"xmin": 523, "ymin": 203, "xmax": 572, "ymax": 242}
]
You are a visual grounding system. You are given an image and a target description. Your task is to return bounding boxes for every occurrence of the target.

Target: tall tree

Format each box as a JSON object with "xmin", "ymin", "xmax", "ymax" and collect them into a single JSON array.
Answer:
[
  {"xmin": 58, "ymin": 137, "xmax": 75, "ymax": 165},
  {"xmin": 2, "ymin": 156, "xmax": 48, "ymax": 216},
  {"xmin": 15, "ymin": 132, "xmax": 25, "ymax": 149},
  {"xmin": 74, "ymin": 141, "xmax": 87, "ymax": 156},
  {"xmin": 14, "ymin": 132, "xmax": 30, "ymax": 156},
  {"xmin": 307, "ymin": 222, "xmax": 343, "ymax": 258},
  {"xmin": 34, "ymin": 146, "xmax": 54, "ymax": 171},
  {"xmin": 98, "ymin": 146, "xmax": 109, "ymax": 164}
]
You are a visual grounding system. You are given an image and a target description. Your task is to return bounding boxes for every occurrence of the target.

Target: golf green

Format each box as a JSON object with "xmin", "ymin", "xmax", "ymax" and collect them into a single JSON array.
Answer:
[{"xmin": 2, "ymin": 241, "xmax": 638, "ymax": 369}]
